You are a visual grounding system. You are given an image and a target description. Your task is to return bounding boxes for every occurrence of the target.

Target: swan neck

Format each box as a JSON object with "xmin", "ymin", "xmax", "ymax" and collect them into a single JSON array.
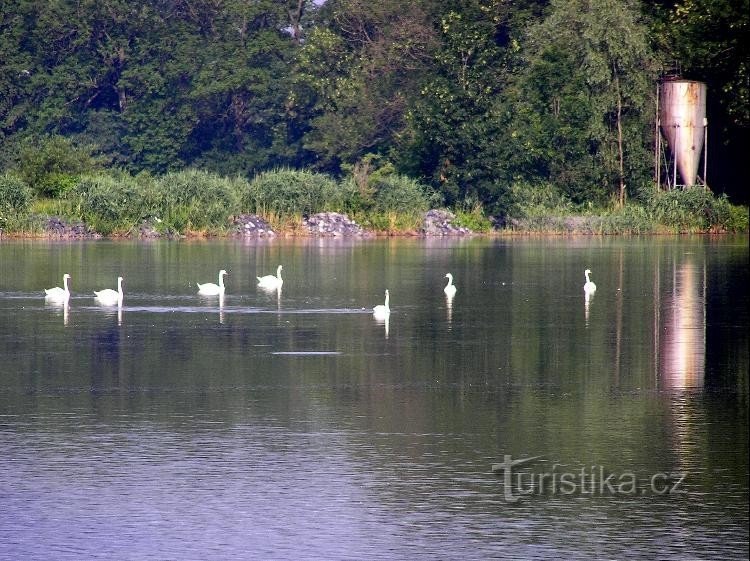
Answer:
[
  {"xmin": 384, "ymin": 291, "xmax": 389, "ymax": 309},
  {"xmin": 117, "ymin": 278, "xmax": 123, "ymax": 295},
  {"xmin": 63, "ymin": 276, "xmax": 69, "ymax": 292},
  {"xmin": 277, "ymin": 266, "xmax": 282, "ymax": 280},
  {"xmin": 219, "ymin": 273, "xmax": 224, "ymax": 288}
]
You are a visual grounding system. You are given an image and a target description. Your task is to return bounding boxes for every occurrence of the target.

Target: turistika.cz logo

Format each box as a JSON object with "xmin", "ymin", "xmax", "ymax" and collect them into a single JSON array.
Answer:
[{"xmin": 491, "ymin": 455, "xmax": 687, "ymax": 503}]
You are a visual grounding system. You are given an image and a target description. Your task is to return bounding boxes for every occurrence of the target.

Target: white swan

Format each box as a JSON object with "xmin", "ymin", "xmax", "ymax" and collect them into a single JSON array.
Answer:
[
  {"xmin": 444, "ymin": 273, "xmax": 457, "ymax": 297},
  {"xmin": 373, "ymin": 289, "xmax": 390, "ymax": 319},
  {"xmin": 45, "ymin": 273, "xmax": 71, "ymax": 301},
  {"xmin": 95, "ymin": 276, "xmax": 124, "ymax": 306},
  {"xmin": 257, "ymin": 265, "xmax": 283, "ymax": 290},
  {"xmin": 198, "ymin": 269, "xmax": 227, "ymax": 295},
  {"xmin": 584, "ymin": 269, "xmax": 597, "ymax": 293}
]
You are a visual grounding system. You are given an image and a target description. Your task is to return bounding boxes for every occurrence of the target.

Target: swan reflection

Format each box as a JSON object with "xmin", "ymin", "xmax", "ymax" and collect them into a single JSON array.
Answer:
[
  {"xmin": 374, "ymin": 312, "xmax": 390, "ymax": 339},
  {"xmin": 258, "ymin": 284, "xmax": 282, "ymax": 310},
  {"xmin": 45, "ymin": 297, "xmax": 70, "ymax": 326},
  {"xmin": 446, "ymin": 292, "xmax": 454, "ymax": 324},
  {"xmin": 584, "ymin": 290, "xmax": 592, "ymax": 326}
]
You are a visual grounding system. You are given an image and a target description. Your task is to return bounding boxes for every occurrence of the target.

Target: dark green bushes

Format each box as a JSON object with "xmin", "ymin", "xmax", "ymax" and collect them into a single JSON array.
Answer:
[{"xmin": 15, "ymin": 136, "xmax": 102, "ymax": 197}]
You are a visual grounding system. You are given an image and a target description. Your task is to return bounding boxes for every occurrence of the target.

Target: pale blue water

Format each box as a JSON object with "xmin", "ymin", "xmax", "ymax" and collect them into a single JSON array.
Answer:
[{"xmin": 0, "ymin": 237, "xmax": 747, "ymax": 560}]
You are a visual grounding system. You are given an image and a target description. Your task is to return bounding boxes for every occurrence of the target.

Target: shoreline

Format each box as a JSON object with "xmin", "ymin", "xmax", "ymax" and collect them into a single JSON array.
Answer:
[
  {"xmin": 1, "ymin": 228, "xmax": 744, "ymax": 241},
  {"xmin": 1, "ymin": 208, "xmax": 746, "ymax": 240}
]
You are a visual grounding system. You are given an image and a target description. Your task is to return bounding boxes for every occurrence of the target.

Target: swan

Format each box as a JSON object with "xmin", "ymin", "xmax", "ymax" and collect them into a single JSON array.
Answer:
[
  {"xmin": 257, "ymin": 265, "xmax": 283, "ymax": 290},
  {"xmin": 95, "ymin": 276, "xmax": 124, "ymax": 306},
  {"xmin": 198, "ymin": 269, "xmax": 227, "ymax": 295},
  {"xmin": 584, "ymin": 269, "xmax": 597, "ymax": 293},
  {"xmin": 373, "ymin": 289, "xmax": 390, "ymax": 319},
  {"xmin": 444, "ymin": 273, "xmax": 457, "ymax": 297},
  {"xmin": 45, "ymin": 273, "xmax": 71, "ymax": 300}
]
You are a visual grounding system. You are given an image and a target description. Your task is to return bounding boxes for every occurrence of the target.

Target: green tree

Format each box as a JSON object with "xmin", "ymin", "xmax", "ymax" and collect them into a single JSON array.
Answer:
[
  {"xmin": 514, "ymin": 0, "xmax": 656, "ymax": 205},
  {"xmin": 297, "ymin": 0, "xmax": 438, "ymax": 173},
  {"xmin": 402, "ymin": 0, "xmax": 542, "ymax": 210}
]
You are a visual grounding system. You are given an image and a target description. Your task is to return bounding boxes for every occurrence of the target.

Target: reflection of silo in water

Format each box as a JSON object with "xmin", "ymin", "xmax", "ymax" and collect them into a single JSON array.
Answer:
[
  {"xmin": 659, "ymin": 258, "xmax": 705, "ymax": 388},
  {"xmin": 659, "ymin": 80, "xmax": 707, "ymax": 187}
]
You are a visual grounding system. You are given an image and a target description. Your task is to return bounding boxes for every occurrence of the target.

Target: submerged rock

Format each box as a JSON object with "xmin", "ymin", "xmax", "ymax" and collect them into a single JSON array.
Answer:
[
  {"xmin": 231, "ymin": 214, "xmax": 276, "ymax": 237},
  {"xmin": 303, "ymin": 212, "xmax": 372, "ymax": 237},
  {"xmin": 421, "ymin": 209, "xmax": 472, "ymax": 236}
]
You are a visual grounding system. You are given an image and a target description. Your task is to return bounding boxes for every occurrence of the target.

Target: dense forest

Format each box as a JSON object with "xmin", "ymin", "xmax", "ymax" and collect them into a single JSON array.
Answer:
[{"xmin": 0, "ymin": 0, "xmax": 748, "ymax": 223}]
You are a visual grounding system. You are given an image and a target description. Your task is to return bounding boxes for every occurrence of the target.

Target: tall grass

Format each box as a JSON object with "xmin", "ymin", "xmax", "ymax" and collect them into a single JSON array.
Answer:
[
  {"xmin": 502, "ymin": 182, "xmax": 748, "ymax": 234},
  {"xmin": 66, "ymin": 172, "xmax": 150, "ymax": 235},
  {"xmin": 65, "ymin": 169, "xmax": 247, "ymax": 235},
  {"xmin": 648, "ymin": 188, "xmax": 748, "ymax": 232},
  {"xmin": 3, "ymin": 164, "xmax": 746, "ymax": 236},
  {"xmin": 154, "ymin": 169, "xmax": 245, "ymax": 232},
  {"xmin": 0, "ymin": 173, "xmax": 34, "ymax": 230},
  {"xmin": 371, "ymin": 175, "xmax": 435, "ymax": 213},
  {"xmin": 244, "ymin": 168, "xmax": 344, "ymax": 215}
]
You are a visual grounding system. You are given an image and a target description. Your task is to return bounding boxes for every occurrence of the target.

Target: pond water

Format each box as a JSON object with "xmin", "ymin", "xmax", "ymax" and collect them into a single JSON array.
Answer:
[{"xmin": 0, "ymin": 236, "xmax": 747, "ymax": 560}]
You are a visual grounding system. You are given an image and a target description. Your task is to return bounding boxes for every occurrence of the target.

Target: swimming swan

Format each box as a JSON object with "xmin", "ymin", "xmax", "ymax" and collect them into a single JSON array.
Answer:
[
  {"xmin": 584, "ymin": 269, "xmax": 597, "ymax": 293},
  {"xmin": 373, "ymin": 289, "xmax": 390, "ymax": 319},
  {"xmin": 257, "ymin": 265, "xmax": 283, "ymax": 290},
  {"xmin": 95, "ymin": 276, "xmax": 124, "ymax": 306},
  {"xmin": 198, "ymin": 269, "xmax": 227, "ymax": 295},
  {"xmin": 444, "ymin": 273, "xmax": 457, "ymax": 297},
  {"xmin": 45, "ymin": 274, "xmax": 71, "ymax": 300}
]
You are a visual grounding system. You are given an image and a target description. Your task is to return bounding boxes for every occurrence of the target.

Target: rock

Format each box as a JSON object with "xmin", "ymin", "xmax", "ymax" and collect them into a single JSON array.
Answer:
[
  {"xmin": 490, "ymin": 215, "xmax": 508, "ymax": 230},
  {"xmin": 303, "ymin": 212, "xmax": 372, "ymax": 237},
  {"xmin": 230, "ymin": 214, "xmax": 276, "ymax": 237},
  {"xmin": 421, "ymin": 209, "xmax": 472, "ymax": 236},
  {"xmin": 134, "ymin": 218, "xmax": 181, "ymax": 239},
  {"xmin": 42, "ymin": 215, "xmax": 102, "ymax": 239}
]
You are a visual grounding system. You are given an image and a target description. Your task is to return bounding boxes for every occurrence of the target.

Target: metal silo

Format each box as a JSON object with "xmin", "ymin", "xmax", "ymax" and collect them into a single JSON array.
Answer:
[{"xmin": 659, "ymin": 80, "xmax": 707, "ymax": 187}]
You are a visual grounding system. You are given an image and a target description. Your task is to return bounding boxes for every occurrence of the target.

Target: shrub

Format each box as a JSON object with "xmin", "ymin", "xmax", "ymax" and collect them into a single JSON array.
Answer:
[
  {"xmin": 600, "ymin": 204, "xmax": 655, "ymax": 234},
  {"xmin": 504, "ymin": 181, "xmax": 575, "ymax": 219},
  {"xmin": 16, "ymin": 135, "xmax": 102, "ymax": 197},
  {"xmin": 244, "ymin": 168, "xmax": 342, "ymax": 216},
  {"xmin": 648, "ymin": 188, "xmax": 745, "ymax": 232},
  {"xmin": 66, "ymin": 172, "xmax": 150, "ymax": 235},
  {"xmin": 711, "ymin": 194, "xmax": 749, "ymax": 232},
  {"xmin": 154, "ymin": 169, "xmax": 244, "ymax": 231},
  {"xmin": 453, "ymin": 202, "xmax": 493, "ymax": 232},
  {"xmin": 338, "ymin": 176, "xmax": 375, "ymax": 213},
  {"xmin": 371, "ymin": 174, "xmax": 434, "ymax": 213},
  {"xmin": 0, "ymin": 173, "xmax": 35, "ymax": 228}
]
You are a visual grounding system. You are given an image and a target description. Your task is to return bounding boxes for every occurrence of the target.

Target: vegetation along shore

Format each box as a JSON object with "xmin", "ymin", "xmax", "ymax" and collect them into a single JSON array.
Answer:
[
  {"xmin": 1, "ymin": 166, "xmax": 746, "ymax": 239},
  {"xmin": 1, "ymin": 1, "xmax": 747, "ymax": 238}
]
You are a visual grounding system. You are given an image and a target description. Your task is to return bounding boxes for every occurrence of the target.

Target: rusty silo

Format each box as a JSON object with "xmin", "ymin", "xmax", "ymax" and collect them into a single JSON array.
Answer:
[{"xmin": 658, "ymin": 79, "xmax": 707, "ymax": 188}]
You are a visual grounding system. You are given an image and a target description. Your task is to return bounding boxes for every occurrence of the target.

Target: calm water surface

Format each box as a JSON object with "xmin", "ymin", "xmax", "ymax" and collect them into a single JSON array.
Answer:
[{"xmin": 0, "ymin": 237, "xmax": 747, "ymax": 560}]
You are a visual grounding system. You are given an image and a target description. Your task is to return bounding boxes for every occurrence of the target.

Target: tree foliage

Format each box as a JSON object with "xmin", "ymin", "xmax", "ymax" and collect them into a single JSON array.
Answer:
[
  {"xmin": 513, "ymin": 0, "xmax": 656, "ymax": 205},
  {"xmin": 0, "ymin": 0, "xmax": 745, "ymax": 208}
]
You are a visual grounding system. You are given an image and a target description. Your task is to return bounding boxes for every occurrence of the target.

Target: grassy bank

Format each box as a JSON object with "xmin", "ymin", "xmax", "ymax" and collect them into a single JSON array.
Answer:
[{"xmin": 1, "ymin": 169, "xmax": 747, "ymax": 237}]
